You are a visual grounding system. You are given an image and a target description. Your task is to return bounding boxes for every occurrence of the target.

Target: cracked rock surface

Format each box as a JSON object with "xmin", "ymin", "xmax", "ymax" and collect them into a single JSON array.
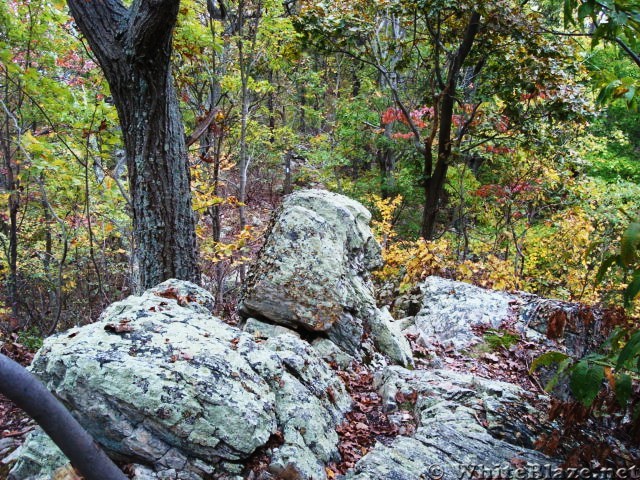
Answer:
[
  {"xmin": 9, "ymin": 280, "xmax": 351, "ymax": 480},
  {"xmin": 345, "ymin": 367, "xmax": 556, "ymax": 480}
]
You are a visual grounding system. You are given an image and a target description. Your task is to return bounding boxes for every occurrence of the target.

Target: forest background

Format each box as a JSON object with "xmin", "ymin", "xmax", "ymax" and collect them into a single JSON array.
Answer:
[{"xmin": 1, "ymin": 0, "xmax": 639, "ymax": 345}]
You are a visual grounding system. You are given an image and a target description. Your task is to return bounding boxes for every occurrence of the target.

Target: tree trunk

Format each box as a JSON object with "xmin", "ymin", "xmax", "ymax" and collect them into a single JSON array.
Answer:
[
  {"xmin": 378, "ymin": 121, "xmax": 396, "ymax": 198},
  {"xmin": 1, "ymin": 104, "xmax": 19, "ymax": 321},
  {"xmin": 421, "ymin": 11, "xmax": 481, "ymax": 239},
  {"xmin": 7, "ymin": 180, "xmax": 18, "ymax": 319},
  {"xmin": 238, "ymin": 72, "xmax": 249, "ymax": 232},
  {"xmin": 283, "ymin": 151, "xmax": 293, "ymax": 195},
  {"xmin": 67, "ymin": 0, "xmax": 200, "ymax": 290}
]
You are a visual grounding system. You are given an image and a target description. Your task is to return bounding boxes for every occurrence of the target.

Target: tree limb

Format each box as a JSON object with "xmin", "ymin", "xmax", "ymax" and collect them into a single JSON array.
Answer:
[
  {"xmin": 615, "ymin": 37, "xmax": 640, "ymax": 70},
  {"xmin": 186, "ymin": 108, "xmax": 219, "ymax": 147},
  {"xmin": 438, "ymin": 11, "xmax": 481, "ymax": 161},
  {"xmin": 0, "ymin": 354, "xmax": 128, "ymax": 480},
  {"xmin": 127, "ymin": 0, "xmax": 181, "ymax": 59},
  {"xmin": 66, "ymin": 0, "xmax": 127, "ymax": 63}
]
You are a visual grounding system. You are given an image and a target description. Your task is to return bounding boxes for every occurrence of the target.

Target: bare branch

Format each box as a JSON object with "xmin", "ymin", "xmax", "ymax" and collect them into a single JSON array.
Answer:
[
  {"xmin": 0, "ymin": 354, "xmax": 128, "ymax": 480},
  {"xmin": 186, "ymin": 108, "xmax": 219, "ymax": 147}
]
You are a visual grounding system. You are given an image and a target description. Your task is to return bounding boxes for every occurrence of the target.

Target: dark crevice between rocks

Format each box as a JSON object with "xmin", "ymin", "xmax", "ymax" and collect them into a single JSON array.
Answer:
[
  {"xmin": 238, "ymin": 311, "xmax": 333, "ymax": 346},
  {"xmin": 240, "ymin": 430, "xmax": 285, "ymax": 479},
  {"xmin": 279, "ymin": 361, "xmax": 308, "ymax": 389},
  {"xmin": 473, "ymin": 400, "xmax": 552, "ymax": 450}
]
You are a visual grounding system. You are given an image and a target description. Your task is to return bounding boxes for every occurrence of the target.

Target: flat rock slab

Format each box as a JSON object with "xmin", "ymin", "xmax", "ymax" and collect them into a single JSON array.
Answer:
[
  {"xmin": 9, "ymin": 280, "xmax": 351, "ymax": 480},
  {"xmin": 345, "ymin": 366, "xmax": 556, "ymax": 480},
  {"xmin": 406, "ymin": 276, "xmax": 610, "ymax": 356}
]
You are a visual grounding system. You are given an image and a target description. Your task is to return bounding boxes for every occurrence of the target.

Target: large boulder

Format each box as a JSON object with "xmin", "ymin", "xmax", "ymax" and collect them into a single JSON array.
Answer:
[
  {"xmin": 404, "ymin": 276, "xmax": 521, "ymax": 350},
  {"xmin": 345, "ymin": 366, "xmax": 556, "ymax": 480},
  {"xmin": 404, "ymin": 276, "xmax": 611, "ymax": 357},
  {"xmin": 9, "ymin": 280, "xmax": 351, "ymax": 480},
  {"xmin": 239, "ymin": 189, "xmax": 412, "ymax": 366}
]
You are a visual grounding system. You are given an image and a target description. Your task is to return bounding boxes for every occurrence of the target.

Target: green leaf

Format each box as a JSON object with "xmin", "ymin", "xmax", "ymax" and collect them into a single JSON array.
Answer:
[
  {"xmin": 529, "ymin": 351, "xmax": 571, "ymax": 373},
  {"xmin": 620, "ymin": 222, "xmax": 640, "ymax": 267},
  {"xmin": 570, "ymin": 360, "xmax": 604, "ymax": 407},
  {"xmin": 605, "ymin": 327, "xmax": 628, "ymax": 352},
  {"xmin": 615, "ymin": 373, "xmax": 632, "ymax": 408},
  {"xmin": 544, "ymin": 358, "xmax": 574, "ymax": 393},
  {"xmin": 596, "ymin": 79, "xmax": 621, "ymax": 105},
  {"xmin": 595, "ymin": 254, "xmax": 619, "ymax": 283},
  {"xmin": 616, "ymin": 330, "xmax": 640, "ymax": 370},
  {"xmin": 624, "ymin": 270, "xmax": 640, "ymax": 309},
  {"xmin": 623, "ymin": 85, "xmax": 636, "ymax": 103},
  {"xmin": 577, "ymin": 1, "xmax": 593, "ymax": 21}
]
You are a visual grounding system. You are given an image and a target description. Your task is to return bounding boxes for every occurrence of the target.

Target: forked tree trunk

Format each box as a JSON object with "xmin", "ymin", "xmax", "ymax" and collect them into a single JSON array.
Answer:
[
  {"xmin": 67, "ymin": 0, "xmax": 199, "ymax": 290},
  {"xmin": 421, "ymin": 11, "xmax": 481, "ymax": 239}
]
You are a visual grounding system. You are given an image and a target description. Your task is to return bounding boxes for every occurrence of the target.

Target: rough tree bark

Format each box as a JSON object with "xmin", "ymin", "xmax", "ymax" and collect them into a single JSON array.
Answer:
[
  {"xmin": 0, "ymin": 353, "xmax": 128, "ymax": 480},
  {"xmin": 67, "ymin": 0, "xmax": 200, "ymax": 290}
]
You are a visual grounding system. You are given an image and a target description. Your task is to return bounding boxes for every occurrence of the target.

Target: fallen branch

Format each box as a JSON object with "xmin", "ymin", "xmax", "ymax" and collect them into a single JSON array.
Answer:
[{"xmin": 0, "ymin": 353, "xmax": 127, "ymax": 480}]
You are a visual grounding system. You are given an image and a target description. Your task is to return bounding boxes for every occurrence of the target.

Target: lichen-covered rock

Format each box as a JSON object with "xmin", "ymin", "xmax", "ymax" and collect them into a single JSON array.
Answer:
[
  {"xmin": 345, "ymin": 366, "xmax": 556, "ymax": 480},
  {"xmin": 239, "ymin": 189, "xmax": 412, "ymax": 365},
  {"xmin": 405, "ymin": 276, "xmax": 609, "ymax": 356},
  {"xmin": 240, "ymin": 190, "xmax": 381, "ymax": 332},
  {"xmin": 9, "ymin": 280, "xmax": 350, "ymax": 480},
  {"xmin": 375, "ymin": 367, "xmax": 551, "ymax": 447},
  {"xmin": 6, "ymin": 429, "xmax": 68, "ymax": 480},
  {"xmin": 368, "ymin": 307, "xmax": 413, "ymax": 367},
  {"xmin": 404, "ymin": 276, "xmax": 521, "ymax": 350},
  {"xmin": 311, "ymin": 338, "xmax": 355, "ymax": 369}
]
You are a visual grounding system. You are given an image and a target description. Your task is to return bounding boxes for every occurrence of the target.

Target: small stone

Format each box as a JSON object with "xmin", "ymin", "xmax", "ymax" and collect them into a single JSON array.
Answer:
[{"xmin": 243, "ymin": 318, "xmax": 300, "ymax": 339}]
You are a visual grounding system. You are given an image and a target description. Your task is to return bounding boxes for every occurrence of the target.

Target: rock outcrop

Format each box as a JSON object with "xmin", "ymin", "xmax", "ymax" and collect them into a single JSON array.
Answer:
[
  {"xmin": 343, "ymin": 276, "xmax": 621, "ymax": 478},
  {"xmin": 9, "ymin": 280, "xmax": 351, "ymax": 480},
  {"xmin": 10, "ymin": 194, "xmax": 612, "ymax": 480},
  {"xmin": 239, "ymin": 189, "xmax": 412, "ymax": 366},
  {"xmin": 403, "ymin": 276, "xmax": 611, "ymax": 357},
  {"xmin": 345, "ymin": 367, "xmax": 556, "ymax": 480}
]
